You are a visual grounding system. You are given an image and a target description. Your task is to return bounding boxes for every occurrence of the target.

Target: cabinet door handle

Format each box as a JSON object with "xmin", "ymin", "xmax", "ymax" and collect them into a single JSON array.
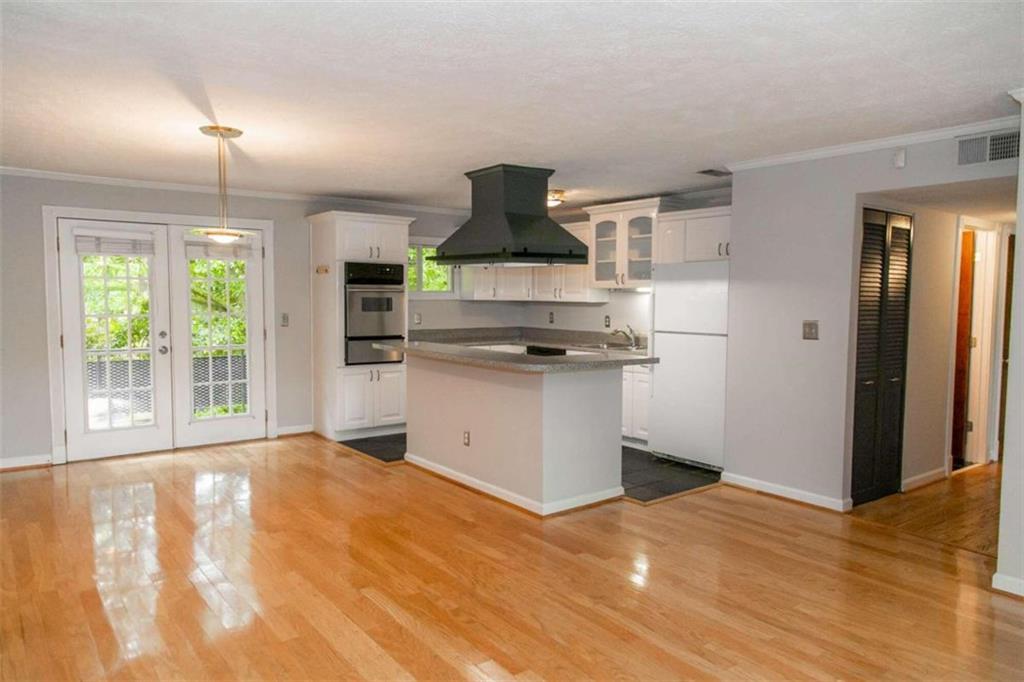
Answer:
[
  {"xmin": 369, "ymin": 370, "xmax": 374, "ymax": 382},
  {"xmin": 861, "ymin": 379, "xmax": 875, "ymax": 385},
  {"xmin": 492, "ymin": 287, "xmax": 496, "ymax": 298},
  {"xmin": 369, "ymin": 246, "xmax": 374, "ymax": 259},
  {"xmin": 377, "ymin": 370, "xmax": 381, "ymax": 381},
  {"xmin": 889, "ymin": 377, "xmax": 901, "ymax": 383},
  {"xmin": 717, "ymin": 243, "xmax": 722, "ymax": 257},
  {"xmin": 376, "ymin": 246, "xmax": 381, "ymax": 258},
  {"xmin": 726, "ymin": 242, "xmax": 730, "ymax": 256}
]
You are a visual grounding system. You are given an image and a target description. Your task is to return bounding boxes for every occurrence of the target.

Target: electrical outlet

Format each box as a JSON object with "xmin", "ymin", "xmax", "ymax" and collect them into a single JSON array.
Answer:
[
  {"xmin": 280, "ymin": 312, "xmax": 289, "ymax": 327},
  {"xmin": 604, "ymin": 315, "xmax": 611, "ymax": 329},
  {"xmin": 802, "ymin": 320, "xmax": 819, "ymax": 340},
  {"xmin": 548, "ymin": 311, "xmax": 555, "ymax": 324},
  {"xmin": 414, "ymin": 312, "xmax": 422, "ymax": 326},
  {"xmin": 463, "ymin": 431, "xmax": 471, "ymax": 446}
]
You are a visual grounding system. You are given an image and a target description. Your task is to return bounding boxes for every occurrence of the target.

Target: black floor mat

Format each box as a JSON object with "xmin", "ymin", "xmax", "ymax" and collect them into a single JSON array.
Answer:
[
  {"xmin": 622, "ymin": 446, "xmax": 720, "ymax": 502},
  {"xmin": 340, "ymin": 433, "xmax": 407, "ymax": 463}
]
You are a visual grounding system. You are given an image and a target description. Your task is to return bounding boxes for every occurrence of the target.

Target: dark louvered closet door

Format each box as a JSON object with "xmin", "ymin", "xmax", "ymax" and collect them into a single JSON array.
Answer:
[{"xmin": 851, "ymin": 210, "xmax": 912, "ymax": 505}]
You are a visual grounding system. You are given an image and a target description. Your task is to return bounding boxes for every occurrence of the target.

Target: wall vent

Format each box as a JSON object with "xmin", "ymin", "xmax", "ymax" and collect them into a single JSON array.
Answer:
[{"xmin": 957, "ymin": 129, "xmax": 1019, "ymax": 165}]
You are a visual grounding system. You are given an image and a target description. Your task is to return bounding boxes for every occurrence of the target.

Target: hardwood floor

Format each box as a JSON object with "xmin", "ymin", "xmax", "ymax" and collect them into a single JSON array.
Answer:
[
  {"xmin": 851, "ymin": 462, "xmax": 1002, "ymax": 556},
  {"xmin": 2, "ymin": 435, "xmax": 1022, "ymax": 680}
]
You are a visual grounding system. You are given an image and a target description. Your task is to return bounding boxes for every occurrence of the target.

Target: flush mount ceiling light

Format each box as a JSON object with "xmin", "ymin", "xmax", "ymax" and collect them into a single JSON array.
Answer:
[
  {"xmin": 198, "ymin": 124, "xmax": 245, "ymax": 244},
  {"xmin": 547, "ymin": 189, "xmax": 566, "ymax": 207}
]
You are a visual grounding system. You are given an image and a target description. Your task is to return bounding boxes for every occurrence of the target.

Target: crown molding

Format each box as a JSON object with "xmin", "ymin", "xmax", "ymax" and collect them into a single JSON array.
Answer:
[
  {"xmin": 582, "ymin": 196, "xmax": 663, "ymax": 214},
  {"xmin": 726, "ymin": 115, "xmax": 1022, "ymax": 173},
  {"xmin": 0, "ymin": 165, "xmax": 469, "ymax": 217},
  {"xmin": 1009, "ymin": 88, "xmax": 1024, "ymax": 104}
]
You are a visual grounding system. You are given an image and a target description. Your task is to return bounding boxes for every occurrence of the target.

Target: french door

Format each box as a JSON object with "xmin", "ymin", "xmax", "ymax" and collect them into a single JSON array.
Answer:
[{"xmin": 58, "ymin": 219, "xmax": 266, "ymax": 461}]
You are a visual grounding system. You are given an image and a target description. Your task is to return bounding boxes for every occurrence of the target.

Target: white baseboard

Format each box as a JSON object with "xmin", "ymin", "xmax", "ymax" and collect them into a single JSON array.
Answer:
[
  {"xmin": 335, "ymin": 424, "xmax": 406, "ymax": 441},
  {"xmin": 405, "ymin": 452, "xmax": 622, "ymax": 516},
  {"xmin": 277, "ymin": 424, "xmax": 314, "ymax": 436},
  {"xmin": 902, "ymin": 466, "xmax": 947, "ymax": 492},
  {"xmin": 720, "ymin": 472, "xmax": 851, "ymax": 512},
  {"xmin": 992, "ymin": 572, "xmax": 1024, "ymax": 597},
  {"xmin": 1, "ymin": 453, "xmax": 52, "ymax": 470}
]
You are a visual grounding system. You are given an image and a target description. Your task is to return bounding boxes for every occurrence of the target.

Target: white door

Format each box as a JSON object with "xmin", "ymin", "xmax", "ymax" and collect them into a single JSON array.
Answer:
[
  {"xmin": 340, "ymin": 367, "xmax": 374, "ymax": 430},
  {"xmin": 375, "ymin": 224, "xmax": 408, "ymax": 263},
  {"xmin": 633, "ymin": 368, "xmax": 650, "ymax": 440},
  {"xmin": 649, "ymin": 333, "xmax": 726, "ymax": 468},
  {"xmin": 684, "ymin": 215, "xmax": 731, "ymax": 262},
  {"xmin": 532, "ymin": 266, "xmax": 561, "ymax": 301},
  {"xmin": 653, "ymin": 261, "xmax": 730, "ymax": 334},
  {"xmin": 169, "ymin": 227, "xmax": 267, "ymax": 447},
  {"xmin": 375, "ymin": 366, "xmax": 406, "ymax": 426},
  {"xmin": 58, "ymin": 219, "xmax": 175, "ymax": 461}
]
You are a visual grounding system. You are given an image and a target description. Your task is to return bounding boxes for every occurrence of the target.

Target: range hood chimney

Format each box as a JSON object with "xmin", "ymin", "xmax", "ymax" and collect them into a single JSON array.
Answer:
[{"xmin": 430, "ymin": 164, "xmax": 587, "ymax": 266}]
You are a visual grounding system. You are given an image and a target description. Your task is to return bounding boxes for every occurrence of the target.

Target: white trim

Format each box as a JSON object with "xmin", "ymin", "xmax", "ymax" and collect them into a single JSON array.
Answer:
[
  {"xmin": 583, "ymin": 196, "xmax": 663, "ymax": 215},
  {"xmin": 42, "ymin": 206, "xmax": 278, "ymax": 460},
  {"xmin": 336, "ymin": 424, "xmax": 406, "ymax": 441},
  {"xmin": 727, "ymin": 116, "xmax": 1021, "ymax": 172},
  {"xmin": 1009, "ymin": 88, "xmax": 1024, "ymax": 104},
  {"xmin": 992, "ymin": 572, "xmax": 1024, "ymax": 597},
  {"xmin": 901, "ymin": 467, "xmax": 946, "ymax": 492},
  {"xmin": 409, "ymin": 236, "xmax": 444, "ymax": 246},
  {"xmin": 407, "ymin": 239, "xmax": 459, "ymax": 300},
  {"xmin": 2, "ymin": 166, "xmax": 468, "ymax": 217},
  {"xmin": 277, "ymin": 424, "xmax": 313, "ymax": 436},
  {"xmin": 721, "ymin": 472, "xmax": 852, "ymax": 512},
  {"xmin": 0, "ymin": 453, "xmax": 52, "ymax": 470},
  {"xmin": 658, "ymin": 206, "xmax": 732, "ymax": 222},
  {"xmin": 405, "ymin": 452, "xmax": 623, "ymax": 516}
]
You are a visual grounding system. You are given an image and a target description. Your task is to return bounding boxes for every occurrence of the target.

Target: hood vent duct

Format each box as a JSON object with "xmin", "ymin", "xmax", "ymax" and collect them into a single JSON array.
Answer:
[{"xmin": 430, "ymin": 164, "xmax": 587, "ymax": 266}]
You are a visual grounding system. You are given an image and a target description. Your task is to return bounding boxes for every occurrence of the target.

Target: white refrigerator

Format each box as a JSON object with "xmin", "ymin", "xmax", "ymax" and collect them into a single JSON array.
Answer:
[{"xmin": 649, "ymin": 261, "xmax": 729, "ymax": 469}]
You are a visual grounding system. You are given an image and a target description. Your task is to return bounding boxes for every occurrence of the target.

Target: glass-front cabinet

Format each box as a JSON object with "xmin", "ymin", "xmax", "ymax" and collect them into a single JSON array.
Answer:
[{"xmin": 584, "ymin": 199, "xmax": 659, "ymax": 288}]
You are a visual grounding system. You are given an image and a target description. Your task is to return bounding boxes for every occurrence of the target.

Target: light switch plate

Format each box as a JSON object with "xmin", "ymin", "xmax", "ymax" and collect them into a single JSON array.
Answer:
[
  {"xmin": 802, "ymin": 320, "xmax": 819, "ymax": 340},
  {"xmin": 414, "ymin": 312, "xmax": 422, "ymax": 325},
  {"xmin": 463, "ymin": 431, "xmax": 471, "ymax": 446},
  {"xmin": 280, "ymin": 312, "xmax": 289, "ymax": 327},
  {"xmin": 604, "ymin": 315, "xmax": 611, "ymax": 328},
  {"xmin": 548, "ymin": 311, "xmax": 555, "ymax": 324}
]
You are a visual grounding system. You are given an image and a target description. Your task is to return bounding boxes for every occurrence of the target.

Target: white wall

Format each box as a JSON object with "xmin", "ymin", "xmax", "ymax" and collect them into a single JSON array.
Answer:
[
  {"xmin": 0, "ymin": 173, "xmax": 464, "ymax": 462},
  {"xmin": 725, "ymin": 134, "xmax": 1017, "ymax": 508}
]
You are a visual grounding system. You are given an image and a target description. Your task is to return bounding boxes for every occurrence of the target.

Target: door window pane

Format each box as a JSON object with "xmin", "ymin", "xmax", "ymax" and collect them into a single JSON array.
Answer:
[
  {"xmin": 189, "ymin": 257, "xmax": 250, "ymax": 419},
  {"xmin": 80, "ymin": 255, "xmax": 155, "ymax": 429}
]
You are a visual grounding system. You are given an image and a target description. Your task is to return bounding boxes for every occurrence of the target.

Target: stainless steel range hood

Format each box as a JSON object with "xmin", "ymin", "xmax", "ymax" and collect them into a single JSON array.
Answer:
[{"xmin": 430, "ymin": 164, "xmax": 587, "ymax": 266}]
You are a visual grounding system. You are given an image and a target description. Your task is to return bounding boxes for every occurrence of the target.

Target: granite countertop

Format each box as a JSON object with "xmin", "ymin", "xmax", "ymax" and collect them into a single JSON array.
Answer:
[{"xmin": 375, "ymin": 327, "xmax": 658, "ymax": 373}]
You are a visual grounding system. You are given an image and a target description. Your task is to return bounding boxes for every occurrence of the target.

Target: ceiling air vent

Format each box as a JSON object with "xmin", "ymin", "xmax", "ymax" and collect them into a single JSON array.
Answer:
[
  {"xmin": 697, "ymin": 168, "xmax": 732, "ymax": 178},
  {"xmin": 958, "ymin": 130, "xmax": 1019, "ymax": 165}
]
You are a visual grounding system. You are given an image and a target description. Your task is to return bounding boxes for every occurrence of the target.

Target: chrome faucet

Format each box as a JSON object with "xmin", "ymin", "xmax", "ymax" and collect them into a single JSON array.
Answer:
[{"xmin": 610, "ymin": 324, "xmax": 638, "ymax": 349}]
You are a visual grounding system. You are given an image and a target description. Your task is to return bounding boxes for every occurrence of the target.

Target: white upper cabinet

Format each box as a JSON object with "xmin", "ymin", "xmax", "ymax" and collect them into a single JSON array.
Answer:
[
  {"xmin": 496, "ymin": 268, "xmax": 532, "ymax": 300},
  {"xmin": 532, "ymin": 265, "xmax": 561, "ymax": 301},
  {"xmin": 653, "ymin": 208, "xmax": 732, "ymax": 265},
  {"xmin": 684, "ymin": 214, "xmax": 731, "ymax": 262},
  {"xmin": 308, "ymin": 211, "xmax": 413, "ymax": 263},
  {"xmin": 584, "ymin": 198, "xmax": 659, "ymax": 288}
]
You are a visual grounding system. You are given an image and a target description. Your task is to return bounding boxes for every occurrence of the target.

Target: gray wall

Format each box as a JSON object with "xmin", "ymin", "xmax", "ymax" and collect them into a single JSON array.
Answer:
[
  {"xmin": 0, "ymin": 173, "xmax": 465, "ymax": 460},
  {"xmin": 726, "ymin": 135, "xmax": 1017, "ymax": 507}
]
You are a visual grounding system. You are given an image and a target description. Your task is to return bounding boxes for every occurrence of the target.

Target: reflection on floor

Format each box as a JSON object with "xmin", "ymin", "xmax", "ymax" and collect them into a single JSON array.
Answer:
[
  {"xmin": 2, "ymin": 435, "xmax": 1020, "ymax": 679},
  {"xmin": 622, "ymin": 446, "xmax": 720, "ymax": 502},
  {"xmin": 851, "ymin": 462, "xmax": 1001, "ymax": 556}
]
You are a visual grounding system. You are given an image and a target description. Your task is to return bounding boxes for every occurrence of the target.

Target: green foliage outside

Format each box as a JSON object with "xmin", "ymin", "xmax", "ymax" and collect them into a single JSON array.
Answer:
[{"xmin": 407, "ymin": 246, "xmax": 450, "ymax": 292}]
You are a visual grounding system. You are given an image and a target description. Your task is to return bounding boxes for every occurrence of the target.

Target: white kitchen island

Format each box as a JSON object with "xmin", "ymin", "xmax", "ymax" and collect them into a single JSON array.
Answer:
[{"xmin": 383, "ymin": 340, "xmax": 657, "ymax": 516}]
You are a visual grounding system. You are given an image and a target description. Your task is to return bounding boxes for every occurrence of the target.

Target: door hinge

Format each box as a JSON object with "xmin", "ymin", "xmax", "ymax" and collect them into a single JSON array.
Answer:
[
  {"xmin": 56, "ymin": 234, "xmax": 61, "ymax": 252},
  {"xmin": 59, "ymin": 334, "xmax": 64, "ymax": 349},
  {"xmin": 262, "ymin": 246, "xmax": 266, "ymax": 259},
  {"xmin": 263, "ymin": 328, "xmax": 267, "ymax": 340},
  {"xmin": 966, "ymin": 420, "xmax": 974, "ymax": 433},
  {"xmin": 265, "ymin": 409, "xmax": 269, "ymax": 423},
  {"xmin": 63, "ymin": 429, "xmax": 68, "ymax": 444},
  {"xmin": 969, "ymin": 336, "xmax": 977, "ymax": 349}
]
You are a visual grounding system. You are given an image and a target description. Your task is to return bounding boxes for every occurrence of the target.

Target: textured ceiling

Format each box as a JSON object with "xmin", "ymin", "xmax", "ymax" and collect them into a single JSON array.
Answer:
[
  {"xmin": 876, "ymin": 177, "xmax": 1019, "ymax": 223},
  {"xmin": 2, "ymin": 2, "xmax": 1021, "ymax": 209}
]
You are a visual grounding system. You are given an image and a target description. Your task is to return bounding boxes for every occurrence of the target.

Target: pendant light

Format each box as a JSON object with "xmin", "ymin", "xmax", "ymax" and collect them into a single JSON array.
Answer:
[
  {"xmin": 198, "ymin": 125, "xmax": 244, "ymax": 244},
  {"xmin": 546, "ymin": 189, "xmax": 565, "ymax": 208}
]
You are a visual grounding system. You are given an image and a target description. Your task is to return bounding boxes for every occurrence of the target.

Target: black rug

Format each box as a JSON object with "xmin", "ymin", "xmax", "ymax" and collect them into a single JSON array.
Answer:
[
  {"xmin": 622, "ymin": 446, "xmax": 720, "ymax": 502},
  {"xmin": 340, "ymin": 433, "xmax": 407, "ymax": 463}
]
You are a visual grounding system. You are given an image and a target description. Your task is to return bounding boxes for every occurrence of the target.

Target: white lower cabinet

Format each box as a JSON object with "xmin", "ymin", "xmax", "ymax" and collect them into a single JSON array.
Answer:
[
  {"xmin": 622, "ymin": 365, "xmax": 650, "ymax": 440},
  {"xmin": 339, "ymin": 365, "xmax": 406, "ymax": 430}
]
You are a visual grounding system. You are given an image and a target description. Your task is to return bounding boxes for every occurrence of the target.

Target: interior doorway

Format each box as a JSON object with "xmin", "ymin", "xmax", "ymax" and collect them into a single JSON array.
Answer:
[{"xmin": 951, "ymin": 229, "xmax": 975, "ymax": 470}]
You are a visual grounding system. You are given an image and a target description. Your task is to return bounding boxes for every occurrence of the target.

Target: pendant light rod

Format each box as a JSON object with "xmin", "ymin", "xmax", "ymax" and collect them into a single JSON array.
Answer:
[{"xmin": 200, "ymin": 125, "xmax": 243, "ymax": 231}]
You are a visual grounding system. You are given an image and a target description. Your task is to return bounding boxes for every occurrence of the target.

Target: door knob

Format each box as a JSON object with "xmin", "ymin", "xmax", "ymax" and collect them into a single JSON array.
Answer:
[{"xmin": 158, "ymin": 345, "xmax": 169, "ymax": 355}]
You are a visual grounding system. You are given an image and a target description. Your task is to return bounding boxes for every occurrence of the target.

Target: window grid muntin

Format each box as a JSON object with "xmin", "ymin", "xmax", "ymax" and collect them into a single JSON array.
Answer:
[
  {"xmin": 80, "ymin": 254, "xmax": 155, "ymax": 430},
  {"xmin": 189, "ymin": 257, "xmax": 249, "ymax": 420}
]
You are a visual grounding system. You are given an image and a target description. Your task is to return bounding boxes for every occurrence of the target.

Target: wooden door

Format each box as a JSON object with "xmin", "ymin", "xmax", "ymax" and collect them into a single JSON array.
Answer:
[
  {"xmin": 851, "ymin": 210, "xmax": 912, "ymax": 506},
  {"xmin": 951, "ymin": 230, "xmax": 975, "ymax": 465}
]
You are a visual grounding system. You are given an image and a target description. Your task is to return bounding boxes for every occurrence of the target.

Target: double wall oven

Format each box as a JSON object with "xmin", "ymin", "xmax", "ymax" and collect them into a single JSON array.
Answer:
[{"xmin": 344, "ymin": 262, "xmax": 405, "ymax": 365}]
